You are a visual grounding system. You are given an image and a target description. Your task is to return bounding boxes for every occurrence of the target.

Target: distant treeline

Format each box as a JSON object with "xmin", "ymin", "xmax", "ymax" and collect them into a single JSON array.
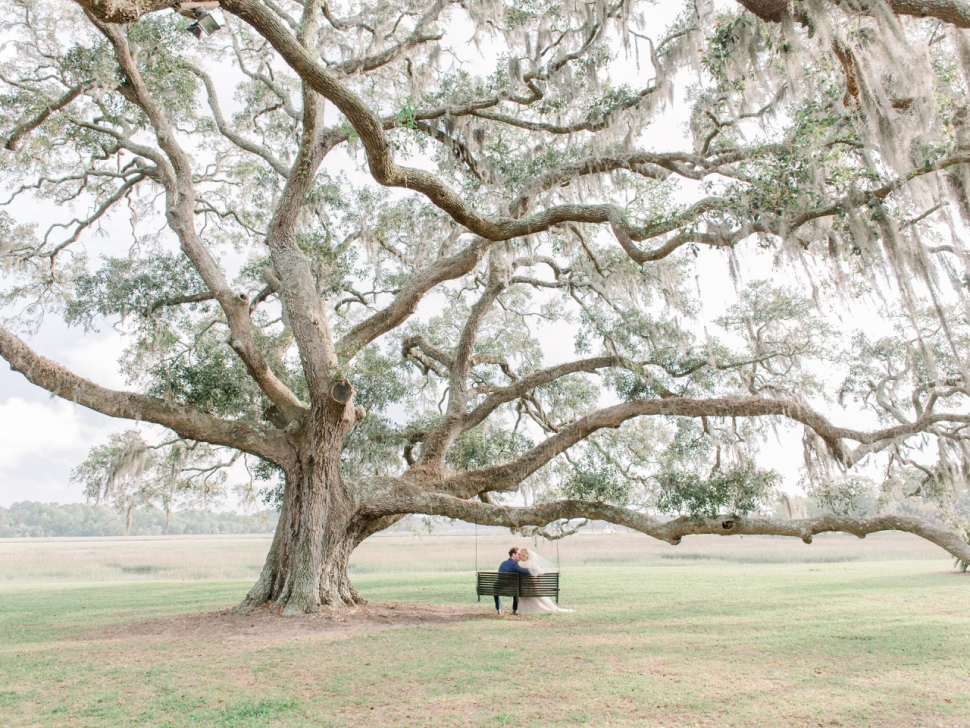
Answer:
[{"xmin": 0, "ymin": 502, "xmax": 279, "ymax": 538}]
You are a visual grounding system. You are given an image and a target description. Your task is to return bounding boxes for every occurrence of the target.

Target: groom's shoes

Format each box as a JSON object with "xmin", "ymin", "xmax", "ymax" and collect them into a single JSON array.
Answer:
[{"xmin": 511, "ymin": 611, "xmax": 519, "ymax": 616}]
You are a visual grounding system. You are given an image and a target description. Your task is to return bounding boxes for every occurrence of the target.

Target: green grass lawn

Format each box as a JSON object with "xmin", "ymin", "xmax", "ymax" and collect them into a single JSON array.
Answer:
[{"xmin": 1, "ymin": 548, "xmax": 968, "ymax": 727}]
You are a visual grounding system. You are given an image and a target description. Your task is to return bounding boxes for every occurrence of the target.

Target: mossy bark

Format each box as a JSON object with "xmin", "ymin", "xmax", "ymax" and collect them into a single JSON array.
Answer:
[{"xmin": 240, "ymin": 403, "xmax": 364, "ymax": 614}]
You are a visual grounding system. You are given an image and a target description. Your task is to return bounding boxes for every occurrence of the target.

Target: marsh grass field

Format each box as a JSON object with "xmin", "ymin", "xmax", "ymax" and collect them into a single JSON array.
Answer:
[{"xmin": 0, "ymin": 531, "xmax": 968, "ymax": 727}]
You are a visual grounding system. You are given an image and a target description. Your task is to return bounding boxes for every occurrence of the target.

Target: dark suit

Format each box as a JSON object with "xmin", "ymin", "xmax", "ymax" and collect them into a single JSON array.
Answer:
[{"xmin": 495, "ymin": 557, "xmax": 531, "ymax": 612}]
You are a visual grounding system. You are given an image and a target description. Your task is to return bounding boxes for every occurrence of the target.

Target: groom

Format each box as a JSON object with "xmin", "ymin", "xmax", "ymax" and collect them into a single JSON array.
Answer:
[{"xmin": 495, "ymin": 547, "xmax": 531, "ymax": 615}]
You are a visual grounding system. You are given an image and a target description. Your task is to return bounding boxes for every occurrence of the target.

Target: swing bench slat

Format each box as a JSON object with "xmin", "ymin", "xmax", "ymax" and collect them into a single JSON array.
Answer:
[{"xmin": 476, "ymin": 571, "xmax": 560, "ymax": 603}]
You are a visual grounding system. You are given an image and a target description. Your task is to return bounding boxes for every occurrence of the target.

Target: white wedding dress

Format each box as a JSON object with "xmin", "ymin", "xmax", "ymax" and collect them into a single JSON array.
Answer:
[{"xmin": 516, "ymin": 550, "xmax": 574, "ymax": 614}]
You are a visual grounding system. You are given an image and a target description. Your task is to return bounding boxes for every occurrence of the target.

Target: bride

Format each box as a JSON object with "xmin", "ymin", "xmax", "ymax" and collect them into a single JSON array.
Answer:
[{"xmin": 516, "ymin": 548, "xmax": 574, "ymax": 614}]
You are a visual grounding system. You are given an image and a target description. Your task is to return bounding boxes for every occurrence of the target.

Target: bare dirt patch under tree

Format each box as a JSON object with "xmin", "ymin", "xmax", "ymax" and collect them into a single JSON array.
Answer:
[{"xmin": 86, "ymin": 603, "xmax": 490, "ymax": 643}]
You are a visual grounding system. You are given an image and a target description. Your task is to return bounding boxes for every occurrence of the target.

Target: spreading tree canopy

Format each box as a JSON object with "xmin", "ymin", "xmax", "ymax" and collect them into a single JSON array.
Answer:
[{"xmin": 3, "ymin": 0, "xmax": 970, "ymax": 613}]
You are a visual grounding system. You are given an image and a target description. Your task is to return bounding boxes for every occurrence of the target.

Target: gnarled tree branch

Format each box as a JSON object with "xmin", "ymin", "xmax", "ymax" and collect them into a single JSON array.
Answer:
[
  {"xmin": 186, "ymin": 64, "xmax": 291, "ymax": 178},
  {"xmin": 92, "ymin": 17, "xmax": 306, "ymax": 423},
  {"xmin": 337, "ymin": 235, "xmax": 493, "ymax": 359},
  {"xmin": 361, "ymin": 487, "xmax": 970, "ymax": 563},
  {"xmin": 440, "ymin": 395, "xmax": 970, "ymax": 494},
  {"xmin": 0, "ymin": 325, "xmax": 295, "ymax": 468},
  {"xmin": 737, "ymin": 0, "xmax": 970, "ymax": 27},
  {"xmin": 4, "ymin": 81, "xmax": 92, "ymax": 151}
]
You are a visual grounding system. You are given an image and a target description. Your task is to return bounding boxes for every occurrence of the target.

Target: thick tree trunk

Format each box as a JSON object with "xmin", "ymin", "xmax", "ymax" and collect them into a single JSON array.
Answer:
[
  {"xmin": 241, "ymin": 469, "xmax": 361, "ymax": 612},
  {"xmin": 239, "ymin": 403, "xmax": 365, "ymax": 614}
]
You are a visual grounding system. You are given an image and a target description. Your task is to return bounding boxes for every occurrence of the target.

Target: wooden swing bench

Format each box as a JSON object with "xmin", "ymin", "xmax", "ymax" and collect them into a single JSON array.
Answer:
[{"xmin": 476, "ymin": 571, "xmax": 560, "ymax": 603}]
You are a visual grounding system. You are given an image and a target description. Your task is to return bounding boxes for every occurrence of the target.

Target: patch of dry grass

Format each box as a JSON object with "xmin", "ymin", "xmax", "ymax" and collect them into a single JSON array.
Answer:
[
  {"xmin": 0, "ymin": 535, "xmax": 272, "ymax": 583},
  {"xmin": 0, "ymin": 530, "xmax": 948, "ymax": 584}
]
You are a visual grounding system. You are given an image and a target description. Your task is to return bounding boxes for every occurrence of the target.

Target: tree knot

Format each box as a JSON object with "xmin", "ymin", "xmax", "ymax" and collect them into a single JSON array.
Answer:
[{"xmin": 331, "ymin": 380, "xmax": 353, "ymax": 404}]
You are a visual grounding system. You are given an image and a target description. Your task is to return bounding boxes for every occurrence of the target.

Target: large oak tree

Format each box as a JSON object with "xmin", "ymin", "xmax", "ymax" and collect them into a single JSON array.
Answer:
[{"xmin": 3, "ymin": 0, "xmax": 970, "ymax": 613}]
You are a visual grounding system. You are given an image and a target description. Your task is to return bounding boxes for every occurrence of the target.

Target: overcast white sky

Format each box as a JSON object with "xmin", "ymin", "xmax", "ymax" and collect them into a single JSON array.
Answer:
[{"xmin": 0, "ymin": 321, "xmax": 124, "ymax": 504}]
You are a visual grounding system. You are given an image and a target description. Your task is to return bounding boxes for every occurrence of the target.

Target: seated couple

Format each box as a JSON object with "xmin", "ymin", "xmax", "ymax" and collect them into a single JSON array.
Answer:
[{"xmin": 495, "ymin": 546, "xmax": 573, "ymax": 615}]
